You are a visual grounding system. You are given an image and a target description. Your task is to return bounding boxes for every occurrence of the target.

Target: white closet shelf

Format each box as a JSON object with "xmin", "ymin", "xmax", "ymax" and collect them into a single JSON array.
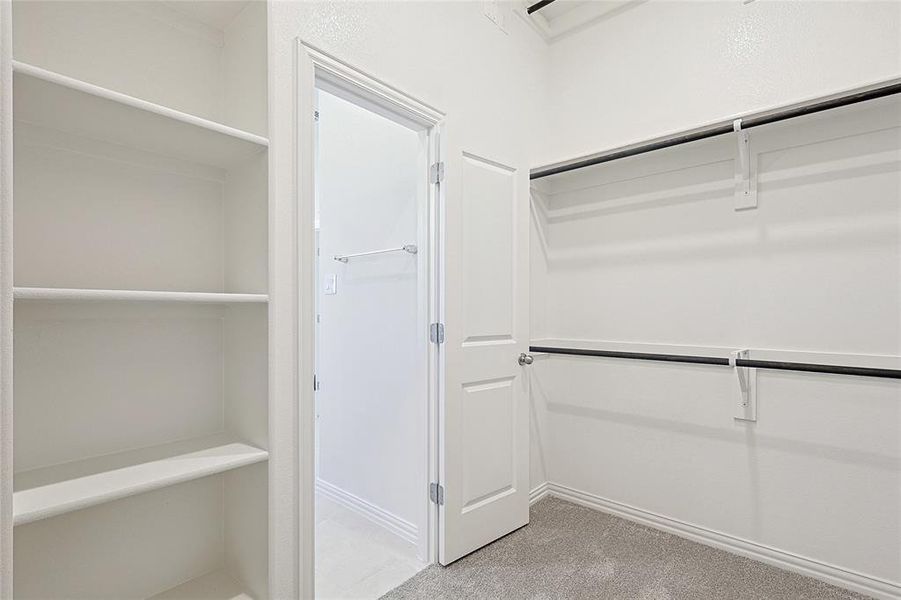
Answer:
[
  {"xmin": 14, "ymin": 287, "xmax": 269, "ymax": 304},
  {"xmin": 12, "ymin": 61, "xmax": 268, "ymax": 169},
  {"xmin": 148, "ymin": 569, "xmax": 255, "ymax": 600},
  {"xmin": 13, "ymin": 434, "xmax": 268, "ymax": 526}
]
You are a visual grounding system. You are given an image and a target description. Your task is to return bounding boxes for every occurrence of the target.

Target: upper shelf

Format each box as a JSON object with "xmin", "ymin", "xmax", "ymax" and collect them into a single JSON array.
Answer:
[
  {"xmin": 12, "ymin": 61, "xmax": 269, "ymax": 169},
  {"xmin": 14, "ymin": 287, "xmax": 269, "ymax": 304},
  {"xmin": 13, "ymin": 434, "xmax": 268, "ymax": 526}
]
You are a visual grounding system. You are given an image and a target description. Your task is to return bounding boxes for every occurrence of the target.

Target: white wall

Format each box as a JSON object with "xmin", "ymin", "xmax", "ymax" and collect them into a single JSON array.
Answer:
[
  {"xmin": 532, "ymin": 3, "xmax": 901, "ymax": 596},
  {"xmin": 542, "ymin": 0, "xmax": 901, "ymax": 165},
  {"xmin": 269, "ymin": 2, "xmax": 548, "ymax": 593},
  {"xmin": 13, "ymin": 1, "xmax": 268, "ymax": 137},
  {"xmin": 315, "ymin": 89, "xmax": 425, "ymax": 536},
  {"xmin": 14, "ymin": 1, "xmax": 219, "ymax": 129},
  {"xmin": 270, "ymin": 1, "xmax": 901, "ymax": 596}
]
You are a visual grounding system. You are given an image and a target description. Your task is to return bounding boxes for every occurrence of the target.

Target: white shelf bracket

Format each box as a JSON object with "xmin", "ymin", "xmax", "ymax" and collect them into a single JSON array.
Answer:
[
  {"xmin": 730, "ymin": 349, "xmax": 757, "ymax": 421},
  {"xmin": 733, "ymin": 119, "xmax": 757, "ymax": 210}
]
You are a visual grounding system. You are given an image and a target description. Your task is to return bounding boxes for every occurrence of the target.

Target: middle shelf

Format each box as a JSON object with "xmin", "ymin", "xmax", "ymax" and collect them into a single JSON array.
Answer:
[
  {"xmin": 13, "ymin": 433, "xmax": 268, "ymax": 526},
  {"xmin": 14, "ymin": 287, "xmax": 269, "ymax": 304}
]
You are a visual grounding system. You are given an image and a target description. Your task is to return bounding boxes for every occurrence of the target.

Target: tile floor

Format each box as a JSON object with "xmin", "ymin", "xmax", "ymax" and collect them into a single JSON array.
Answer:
[{"xmin": 315, "ymin": 493, "xmax": 428, "ymax": 599}]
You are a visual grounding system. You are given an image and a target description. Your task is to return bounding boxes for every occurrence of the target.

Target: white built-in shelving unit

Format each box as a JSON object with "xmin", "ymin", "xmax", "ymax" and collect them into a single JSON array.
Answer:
[{"xmin": 5, "ymin": 1, "xmax": 274, "ymax": 598}]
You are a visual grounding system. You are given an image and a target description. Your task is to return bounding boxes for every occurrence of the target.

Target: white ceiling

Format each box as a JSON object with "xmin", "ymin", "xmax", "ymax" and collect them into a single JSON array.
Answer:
[
  {"xmin": 162, "ymin": 0, "xmax": 250, "ymax": 31},
  {"xmin": 523, "ymin": 0, "xmax": 638, "ymax": 43},
  {"xmin": 538, "ymin": 0, "xmax": 592, "ymax": 21}
]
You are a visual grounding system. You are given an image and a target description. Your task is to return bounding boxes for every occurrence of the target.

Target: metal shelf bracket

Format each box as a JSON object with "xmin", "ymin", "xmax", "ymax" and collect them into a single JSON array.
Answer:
[
  {"xmin": 733, "ymin": 119, "xmax": 758, "ymax": 211},
  {"xmin": 730, "ymin": 349, "xmax": 757, "ymax": 421}
]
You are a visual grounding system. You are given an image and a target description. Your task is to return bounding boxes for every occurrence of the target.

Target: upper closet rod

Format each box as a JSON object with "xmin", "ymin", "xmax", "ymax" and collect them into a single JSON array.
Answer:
[
  {"xmin": 529, "ymin": 346, "xmax": 901, "ymax": 380},
  {"xmin": 527, "ymin": 0, "xmax": 557, "ymax": 15},
  {"xmin": 531, "ymin": 79, "xmax": 901, "ymax": 180}
]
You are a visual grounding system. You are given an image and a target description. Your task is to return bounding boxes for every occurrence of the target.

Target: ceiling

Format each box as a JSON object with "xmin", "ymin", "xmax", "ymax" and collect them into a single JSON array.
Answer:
[
  {"xmin": 538, "ymin": 0, "xmax": 593, "ymax": 21},
  {"xmin": 162, "ymin": 0, "xmax": 251, "ymax": 31},
  {"xmin": 523, "ymin": 0, "xmax": 639, "ymax": 43}
]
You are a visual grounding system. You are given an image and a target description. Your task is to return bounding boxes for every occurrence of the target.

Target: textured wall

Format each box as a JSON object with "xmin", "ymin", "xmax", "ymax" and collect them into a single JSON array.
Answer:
[
  {"xmin": 269, "ymin": 1, "xmax": 550, "ymax": 594},
  {"xmin": 315, "ymin": 89, "xmax": 424, "ymax": 534},
  {"xmin": 542, "ymin": 0, "xmax": 901, "ymax": 165},
  {"xmin": 532, "ymin": 9, "xmax": 901, "ymax": 594}
]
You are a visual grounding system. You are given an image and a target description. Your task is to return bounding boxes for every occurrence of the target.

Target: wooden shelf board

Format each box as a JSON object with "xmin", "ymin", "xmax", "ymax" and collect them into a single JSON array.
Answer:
[
  {"xmin": 13, "ymin": 61, "xmax": 268, "ymax": 169},
  {"xmin": 14, "ymin": 287, "xmax": 268, "ymax": 304},
  {"xmin": 13, "ymin": 434, "xmax": 268, "ymax": 526}
]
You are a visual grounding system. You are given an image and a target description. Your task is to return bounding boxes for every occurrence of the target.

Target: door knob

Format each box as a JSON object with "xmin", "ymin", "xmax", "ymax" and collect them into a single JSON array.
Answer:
[{"xmin": 518, "ymin": 353, "xmax": 533, "ymax": 366}]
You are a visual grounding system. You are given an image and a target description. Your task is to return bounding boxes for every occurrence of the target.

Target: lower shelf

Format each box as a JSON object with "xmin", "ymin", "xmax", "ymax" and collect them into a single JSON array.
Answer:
[
  {"xmin": 148, "ymin": 569, "xmax": 255, "ymax": 600},
  {"xmin": 13, "ymin": 433, "xmax": 268, "ymax": 526}
]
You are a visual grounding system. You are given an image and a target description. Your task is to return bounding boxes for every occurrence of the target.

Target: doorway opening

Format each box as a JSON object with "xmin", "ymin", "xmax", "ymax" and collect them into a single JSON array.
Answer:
[{"xmin": 309, "ymin": 62, "xmax": 443, "ymax": 599}]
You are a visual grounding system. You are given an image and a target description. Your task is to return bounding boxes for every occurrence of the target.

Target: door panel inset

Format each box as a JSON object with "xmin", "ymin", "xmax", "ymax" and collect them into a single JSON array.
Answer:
[
  {"xmin": 461, "ymin": 153, "xmax": 515, "ymax": 345},
  {"xmin": 461, "ymin": 377, "xmax": 515, "ymax": 511}
]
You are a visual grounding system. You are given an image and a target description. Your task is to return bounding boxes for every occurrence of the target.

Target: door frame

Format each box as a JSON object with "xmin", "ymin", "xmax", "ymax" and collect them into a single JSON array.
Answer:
[{"xmin": 295, "ymin": 39, "xmax": 446, "ymax": 595}]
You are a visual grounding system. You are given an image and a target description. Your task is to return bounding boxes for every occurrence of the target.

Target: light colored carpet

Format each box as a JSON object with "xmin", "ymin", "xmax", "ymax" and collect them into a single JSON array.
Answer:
[{"xmin": 381, "ymin": 497, "xmax": 871, "ymax": 600}]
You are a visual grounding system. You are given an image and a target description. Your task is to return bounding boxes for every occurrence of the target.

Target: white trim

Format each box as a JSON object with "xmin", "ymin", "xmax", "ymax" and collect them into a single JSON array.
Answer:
[
  {"xmin": 295, "ymin": 39, "xmax": 447, "ymax": 596},
  {"xmin": 0, "ymin": 0, "xmax": 13, "ymax": 595},
  {"xmin": 268, "ymin": 3, "xmax": 302, "ymax": 596},
  {"xmin": 295, "ymin": 38, "xmax": 318, "ymax": 600},
  {"xmin": 316, "ymin": 478, "xmax": 418, "ymax": 547},
  {"xmin": 299, "ymin": 44, "xmax": 443, "ymax": 130},
  {"xmin": 529, "ymin": 482, "xmax": 550, "ymax": 506},
  {"xmin": 542, "ymin": 482, "xmax": 901, "ymax": 600}
]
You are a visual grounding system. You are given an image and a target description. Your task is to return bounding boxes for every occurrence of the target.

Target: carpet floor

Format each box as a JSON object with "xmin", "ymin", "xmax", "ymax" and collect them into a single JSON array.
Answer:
[{"xmin": 381, "ymin": 497, "xmax": 871, "ymax": 600}]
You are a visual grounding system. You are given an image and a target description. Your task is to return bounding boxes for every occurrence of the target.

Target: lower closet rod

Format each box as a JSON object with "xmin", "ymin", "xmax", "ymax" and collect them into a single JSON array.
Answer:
[{"xmin": 529, "ymin": 346, "xmax": 901, "ymax": 380}]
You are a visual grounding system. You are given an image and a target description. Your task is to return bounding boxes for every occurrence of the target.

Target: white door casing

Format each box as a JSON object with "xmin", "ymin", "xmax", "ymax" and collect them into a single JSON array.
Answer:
[
  {"xmin": 296, "ymin": 41, "xmax": 446, "ymax": 587},
  {"xmin": 295, "ymin": 39, "xmax": 530, "ymax": 572},
  {"xmin": 440, "ymin": 149, "xmax": 530, "ymax": 564}
]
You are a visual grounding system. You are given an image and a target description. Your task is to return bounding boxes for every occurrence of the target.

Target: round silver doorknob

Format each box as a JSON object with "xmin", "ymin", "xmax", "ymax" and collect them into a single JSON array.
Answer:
[{"xmin": 518, "ymin": 353, "xmax": 534, "ymax": 366}]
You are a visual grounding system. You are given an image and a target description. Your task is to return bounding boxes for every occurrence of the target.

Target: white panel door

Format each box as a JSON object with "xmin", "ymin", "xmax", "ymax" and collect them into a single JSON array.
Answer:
[{"xmin": 440, "ymin": 151, "xmax": 529, "ymax": 564}]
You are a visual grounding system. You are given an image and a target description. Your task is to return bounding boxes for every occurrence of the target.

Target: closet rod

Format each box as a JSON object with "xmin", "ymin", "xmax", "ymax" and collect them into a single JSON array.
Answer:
[
  {"xmin": 334, "ymin": 244, "xmax": 418, "ymax": 263},
  {"xmin": 529, "ymin": 346, "xmax": 901, "ymax": 380},
  {"xmin": 530, "ymin": 79, "xmax": 901, "ymax": 180},
  {"xmin": 527, "ymin": 0, "xmax": 557, "ymax": 15}
]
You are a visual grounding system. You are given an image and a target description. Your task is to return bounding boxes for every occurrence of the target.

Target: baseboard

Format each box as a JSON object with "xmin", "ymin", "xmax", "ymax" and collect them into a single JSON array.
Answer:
[
  {"xmin": 315, "ymin": 478, "xmax": 418, "ymax": 547},
  {"xmin": 541, "ymin": 482, "xmax": 900, "ymax": 600},
  {"xmin": 529, "ymin": 481, "xmax": 550, "ymax": 505}
]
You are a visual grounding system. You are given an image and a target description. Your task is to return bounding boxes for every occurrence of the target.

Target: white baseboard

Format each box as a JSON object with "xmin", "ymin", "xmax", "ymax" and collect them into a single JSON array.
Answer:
[
  {"xmin": 315, "ymin": 478, "xmax": 418, "ymax": 547},
  {"xmin": 539, "ymin": 482, "xmax": 899, "ymax": 600},
  {"xmin": 529, "ymin": 481, "xmax": 550, "ymax": 505}
]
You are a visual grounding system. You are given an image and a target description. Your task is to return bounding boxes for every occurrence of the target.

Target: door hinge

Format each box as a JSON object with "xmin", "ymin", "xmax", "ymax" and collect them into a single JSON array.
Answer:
[
  {"xmin": 313, "ymin": 374, "xmax": 320, "ymax": 391},
  {"xmin": 430, "ymin": 161, "xmax": 445, "ymax": 184},
  {"xmin": 429, "ymin": 482, "xmax": 444, "ymax": 506},
  {"xmin": 429, "ymin": 322, "xmax": 445, "ymax": 344}
]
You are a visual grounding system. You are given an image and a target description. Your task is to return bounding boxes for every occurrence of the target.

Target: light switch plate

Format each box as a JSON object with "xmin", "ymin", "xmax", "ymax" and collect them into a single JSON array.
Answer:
[{"xmin": 324, "ymin": 274, "xmax": 337, "ymax": 295}]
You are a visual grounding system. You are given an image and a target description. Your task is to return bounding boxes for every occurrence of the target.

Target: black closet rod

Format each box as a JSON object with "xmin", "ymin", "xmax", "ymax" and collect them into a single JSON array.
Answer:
[
  {"xmin": 530, "ymin": 80, "xmax": 901, "ymax": 180},
  {"xmin": 527, "ymin": 0, "xmax": 557, "ymax": 15},
  {"xmin": 529, "ymin": 346, "xmax": 901, "ymax": 380}
]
